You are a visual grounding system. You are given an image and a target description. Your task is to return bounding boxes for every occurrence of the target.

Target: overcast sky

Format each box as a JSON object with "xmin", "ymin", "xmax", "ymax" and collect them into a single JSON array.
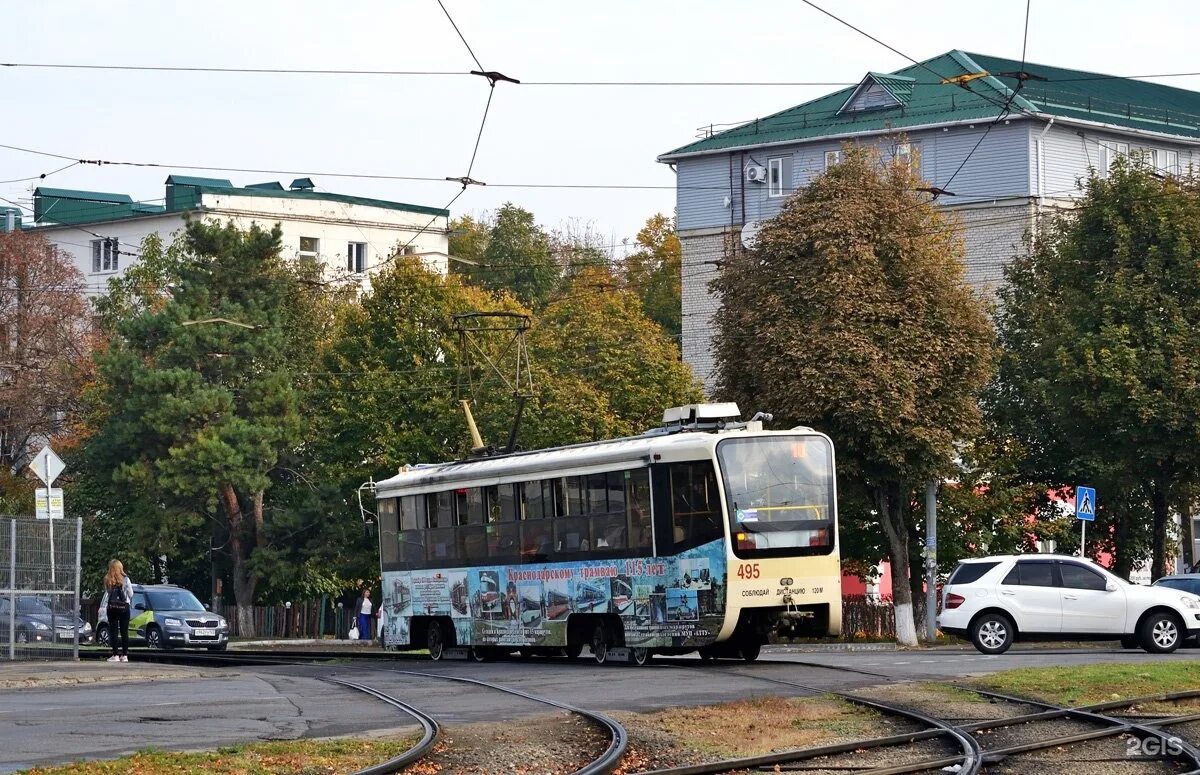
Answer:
[{"xmin": 3, "ymin": 1, "xmax": 1199, "ymax": 250}]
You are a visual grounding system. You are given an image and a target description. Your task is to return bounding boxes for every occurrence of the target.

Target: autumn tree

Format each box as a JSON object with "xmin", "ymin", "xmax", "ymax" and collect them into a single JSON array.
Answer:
[
  {"xmin": 991, "ymin": 160, "xmax": 1200, "ymax": 580},
  {"xmin": 622, "ymin": 214, "xmax": 682, "ymax": 338},
  {"xmin": 0, "ymin": 230, "xmax": 93, "ymax": 479},
  {"xmin": 712, "ymin": 145, "xmax": 994, "ymax": 645},
  {"xmin": 523, "ymin": 266, "xmax": 701, "ymax": 446}
]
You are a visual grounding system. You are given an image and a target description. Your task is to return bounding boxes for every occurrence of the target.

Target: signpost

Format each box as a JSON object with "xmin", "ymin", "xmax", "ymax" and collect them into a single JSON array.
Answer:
[
  {"xmin": 29, "ymin": 446, "xmax": 65, "ymax": 583},
  {"xmin": 1075, "ymin": 485, "xmax": 1096, "ymax": 557}
]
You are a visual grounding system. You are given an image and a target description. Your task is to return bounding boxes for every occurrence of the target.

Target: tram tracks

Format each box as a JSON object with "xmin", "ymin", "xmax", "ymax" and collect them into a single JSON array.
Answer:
[{"xmin": 95, "ymin": 648, "xmax": 1200, "ymax": 774}]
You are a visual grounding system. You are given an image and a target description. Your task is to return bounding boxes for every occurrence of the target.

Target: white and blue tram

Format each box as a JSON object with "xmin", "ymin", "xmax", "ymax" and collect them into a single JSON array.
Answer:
[{"xmin": 375, "ymin": 403, "xmax": 841, "ymax": 663}]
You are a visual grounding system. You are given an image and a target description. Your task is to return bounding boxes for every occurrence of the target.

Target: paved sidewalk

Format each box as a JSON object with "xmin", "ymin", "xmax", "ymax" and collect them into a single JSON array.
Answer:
[{"xmin": 0, "ymin": 660, "xmax": 218, "ymax": 690}]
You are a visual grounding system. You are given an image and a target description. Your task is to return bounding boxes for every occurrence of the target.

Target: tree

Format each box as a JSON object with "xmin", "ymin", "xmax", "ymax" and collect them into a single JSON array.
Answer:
[
  {"xmin": 84, "ymin": 219, "xmax": 309, "ymax": 634},
  {"xmin": 526, "ymin": 266, "xmax": 701, "ymax": 446},
  {"xmin": 0, "ymin": 230, "xmax": 93, "ymax": 475},
  {"xmin": 459, "ymin": 204, "xmax": 561, "ymax": 309},
  {"xmin": 712, "ymin": 145, "xmax": 994, "ymax": 645},
  {"xmin": 622, "ymin": 214, "xmax": 682, "ymax": 338},
  {"xmin": 991, "ymin": 160, "xmax": 1200, "ymax": 580},
  {"xmin": 448, "ymin": 214, "xmax": 490, "ymax": 273}
]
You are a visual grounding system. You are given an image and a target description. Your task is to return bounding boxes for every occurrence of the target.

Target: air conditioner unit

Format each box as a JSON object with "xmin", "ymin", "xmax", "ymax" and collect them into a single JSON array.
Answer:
[{"xmin": 745, "ymin": 165, "xmax": 767, "ymax": 183}]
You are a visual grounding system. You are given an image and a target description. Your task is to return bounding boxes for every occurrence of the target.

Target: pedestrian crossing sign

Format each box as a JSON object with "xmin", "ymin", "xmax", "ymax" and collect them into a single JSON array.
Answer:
[{"xmin": 1075, "ymin": 486, "xmax": 1096, "ymax": 521}]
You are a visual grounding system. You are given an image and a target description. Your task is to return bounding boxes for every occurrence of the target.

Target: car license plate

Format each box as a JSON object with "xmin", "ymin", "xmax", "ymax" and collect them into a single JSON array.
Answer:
[{"xmin": 195, "ymin": 628, "xmax": 216, "ymax": 637}]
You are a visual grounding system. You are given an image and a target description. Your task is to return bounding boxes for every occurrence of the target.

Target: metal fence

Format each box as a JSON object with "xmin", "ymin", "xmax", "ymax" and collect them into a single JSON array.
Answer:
[{"xmin": 1, "ymin": 516, "xmax": 85, "ymax": 661}]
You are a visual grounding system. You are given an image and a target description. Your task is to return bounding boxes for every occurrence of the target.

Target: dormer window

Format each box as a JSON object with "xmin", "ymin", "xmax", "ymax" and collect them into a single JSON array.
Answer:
[{"xmin": 839, "ymin": 72, "xmax": 916, "ymax": 114}]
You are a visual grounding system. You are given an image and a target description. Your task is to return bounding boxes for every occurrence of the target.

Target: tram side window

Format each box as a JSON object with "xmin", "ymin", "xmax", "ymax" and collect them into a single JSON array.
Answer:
[
  {"xmin": 427, "ymin": 491, "xmax": 454, "ymax": 529},
  {"xmin": 486, "ymin": 485, "xmax": 521, "ymax": 559},
  {"xmin": 521, "ymin": 479, "xmax": 556, "ymax": 561},
  {"xmin": 628, "ymin": 469, "xmax": 652, "ymax": 550},
  {"xmin": 456, "ymin": 487, "xmax": 488, "ymax": 562},
  {"xmin": 588, "ymin": 471, "xmax": 627, "ymax": 550},
  {"xmin": 556, "ymin": 477, "xmax": 591, "ymax": 553},
  {"xmin": 398, "ymin": 495, "xmax": 426, "ymax": 567},
  {"xmin": 378, "ymin": 498, "xmax": 400, "ymax": 566},
  {"xmin": 670, "ymin": 462, "xmax": 723, "ymax": 549}
]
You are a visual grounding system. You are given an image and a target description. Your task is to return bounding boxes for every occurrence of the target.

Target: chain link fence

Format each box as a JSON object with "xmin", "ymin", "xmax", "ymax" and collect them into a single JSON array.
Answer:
[{"xmin": 1, "ymin": 516, "xmax": 86, "ymax": 661}]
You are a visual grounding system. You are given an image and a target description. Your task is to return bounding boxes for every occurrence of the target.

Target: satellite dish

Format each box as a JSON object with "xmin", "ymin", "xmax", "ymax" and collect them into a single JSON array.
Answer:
[{"xmin": 740, "ymin": 220, "xmax": 762, "ymax": 250}]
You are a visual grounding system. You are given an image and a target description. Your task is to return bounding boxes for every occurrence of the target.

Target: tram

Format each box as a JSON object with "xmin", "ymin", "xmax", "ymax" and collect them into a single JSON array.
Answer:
[
  {"xmin": 374, "ymin": 403, "xmax": 841, "ymax": 663},
  {"xmin": 545, "ymin": 587, "xmax": 571, "ymax": 621},
  {"xmin": 573, "ymin": 581, "xmax": 608, "ymax": 613},
  {"xmin": 610, "ymin": 577, "xmax": 633, "ymax": 614}
]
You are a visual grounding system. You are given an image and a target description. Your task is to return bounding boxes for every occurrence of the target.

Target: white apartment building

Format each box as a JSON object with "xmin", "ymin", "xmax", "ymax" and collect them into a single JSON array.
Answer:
[{"xmin": 29, "ymin": 175, "xmax": 449, "ymax": 292}]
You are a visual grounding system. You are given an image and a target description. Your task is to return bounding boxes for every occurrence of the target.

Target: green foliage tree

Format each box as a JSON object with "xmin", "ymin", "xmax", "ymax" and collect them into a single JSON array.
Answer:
[
  {"xmin": 991, "ymin": 160, "xmax": 1200, "ymax": 580},
  {"xmin": 712, "ymin": 145, "xmax": 994, "ymax": 645},
  {"xmin": 448, "ymin": 214, "xmax": 490, "ymax": 272},
  {"xmin": 84, "ymin": 220, "xmax": 310, "ymax": 634},
  {"xmin": 622, "ymin": 214, "xmax": 682, "ymax": 338},
  {"xmin": 457, "ymin": 204, "xmax": 561, "ymax": 309}
]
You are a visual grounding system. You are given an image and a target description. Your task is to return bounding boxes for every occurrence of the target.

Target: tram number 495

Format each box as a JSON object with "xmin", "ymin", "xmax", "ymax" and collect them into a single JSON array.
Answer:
[{"xmin": 736, "ymin": 563, "xmax": 761, "ymax": 580}]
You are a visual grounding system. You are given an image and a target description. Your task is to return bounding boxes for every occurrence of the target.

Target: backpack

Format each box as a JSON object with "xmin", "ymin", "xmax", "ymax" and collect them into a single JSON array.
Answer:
[{"xmin": 108, "ymin": 581, "xmax": 128, "ymax": 609}]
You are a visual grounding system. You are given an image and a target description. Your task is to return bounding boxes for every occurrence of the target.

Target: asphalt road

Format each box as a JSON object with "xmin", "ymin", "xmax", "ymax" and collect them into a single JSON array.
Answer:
[{"xmin": 2, "ymin": 646, "xmax": 1197, "ymax": 773}]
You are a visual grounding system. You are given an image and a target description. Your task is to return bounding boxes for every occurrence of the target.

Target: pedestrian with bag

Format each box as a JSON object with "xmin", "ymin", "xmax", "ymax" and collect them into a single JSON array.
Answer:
[
  {"xmin": 353, "ymin": 588, "xmax": 373, "ymax": 642},
  {"xmin": 104, "ymin": 559, "xmax": 133, "ymax": 663}
]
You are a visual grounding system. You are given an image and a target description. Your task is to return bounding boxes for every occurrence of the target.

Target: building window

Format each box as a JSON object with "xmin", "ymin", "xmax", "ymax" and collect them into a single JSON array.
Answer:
[
  {"xmin": 824, "ymin": 149, "xmax": 843, "ymax": 170},
  {"xmin": 767, "ymin": 157, "xmax": 784, "ymax": 198},
  {"xmin": 894, "ymin": 141, "xmax": 917, "ymax": 170},
  {"xmin": 347, "ymin": 242, "xmax": 367, "ymax": 273},
  {"xmin": 91, "ymin": 238, "xmax": 119, "ymax": 273},
  {"xmin": 298, "ymin": 236, "xmax": 320, "ymax": 262},
  {"xmin": 1151, "ymin": 149, "xmax": 1180, "ymax": 176},
  {"xmin": 1098, "ymin": 141, "xmax": 1129, "ymax": 176}
]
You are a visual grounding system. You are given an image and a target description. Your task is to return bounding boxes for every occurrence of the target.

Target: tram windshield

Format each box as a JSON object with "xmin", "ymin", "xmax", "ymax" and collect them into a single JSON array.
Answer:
[{"xmin": 717, "ymin": 436, "xmax": 835, "ymax": 558}]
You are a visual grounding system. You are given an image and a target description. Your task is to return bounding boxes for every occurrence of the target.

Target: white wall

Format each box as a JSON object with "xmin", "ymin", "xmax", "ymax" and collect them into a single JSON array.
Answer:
[{"xmin": 37, "ymin": 195, "xmax": 449, "ymax": 296}]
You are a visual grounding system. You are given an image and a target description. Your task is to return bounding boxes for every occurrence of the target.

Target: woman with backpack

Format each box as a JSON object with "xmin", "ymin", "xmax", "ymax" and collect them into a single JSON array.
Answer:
[{"xmin": 104, "ymin": 559, "xmax": 133, "ymax": 663}]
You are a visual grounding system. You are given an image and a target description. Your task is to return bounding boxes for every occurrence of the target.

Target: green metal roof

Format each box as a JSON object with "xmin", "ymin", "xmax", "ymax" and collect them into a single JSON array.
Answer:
[
  {"xmin": 246, "ymin": 181, "xmax": 285, "ymax": 190},
  {"xmin": 866, "ymin": 72, "xmax": 915, "ymax": 104},
  {"xmin": 165, "ymin": 175, "xmax": 234, "ymax": 187},
  {"xmin": 34, "ymin": 188, "xmax": 132, "ymax": 203},
  {"xmin": 33, "ymin": 179, "xmax": 449, "ymax": 227},
  {"xmin": 660, "ymin": 50, "xmax": 1200, "ymax": 159}
]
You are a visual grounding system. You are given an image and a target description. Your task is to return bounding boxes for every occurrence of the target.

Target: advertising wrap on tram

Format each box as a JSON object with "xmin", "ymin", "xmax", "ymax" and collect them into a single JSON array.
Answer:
[{"xmin": 381, "ymin": 538, "xmax": 725, "ymax": 650}]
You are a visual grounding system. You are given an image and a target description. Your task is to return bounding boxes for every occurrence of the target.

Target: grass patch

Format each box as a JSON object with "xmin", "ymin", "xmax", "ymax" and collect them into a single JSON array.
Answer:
[
  {"xmin": 19, "ymin": 736, "xmax": 419, "ymax": 775},
  {"xmin": 973, "ymin": 662, "xmax": 1200, "ymax": 707},
  {"xmin": 639, "ymin": 695, "xmax": 879, "ymax": 757}
]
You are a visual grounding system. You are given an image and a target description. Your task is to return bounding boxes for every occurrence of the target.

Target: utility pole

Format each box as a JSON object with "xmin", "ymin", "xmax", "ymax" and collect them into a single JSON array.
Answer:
[{"xmin": 925, "ymin": 480, "xmax": 938, "ymax": 642}]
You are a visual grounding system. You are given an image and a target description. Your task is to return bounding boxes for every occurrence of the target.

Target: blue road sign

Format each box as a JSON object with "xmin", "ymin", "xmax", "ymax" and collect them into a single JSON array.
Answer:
[{"xmin": 1075, "ymin": 486, "xmax": 1096, "ymax": 521}]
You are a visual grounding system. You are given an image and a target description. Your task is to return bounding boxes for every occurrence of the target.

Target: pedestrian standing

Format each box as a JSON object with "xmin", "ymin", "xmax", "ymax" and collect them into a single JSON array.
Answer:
[
  {"xmin": 355, "ymin": 588, "xmax": 373, "ymax": 641},
  {"xmin": 104, "ymin": 559, "xmax": 133, "ymax": 663}
]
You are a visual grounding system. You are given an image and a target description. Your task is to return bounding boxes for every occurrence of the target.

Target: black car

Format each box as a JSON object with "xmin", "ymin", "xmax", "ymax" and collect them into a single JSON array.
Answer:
[{"xmin": 0, "ymin": 596, "xmax": 94, "ymax": 645}]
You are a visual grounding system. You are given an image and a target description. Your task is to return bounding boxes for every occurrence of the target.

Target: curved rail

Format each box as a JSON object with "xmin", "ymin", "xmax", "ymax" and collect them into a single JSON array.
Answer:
[
  {"xmin": 632, "ymin": 671, "xmax": 981, "ymax": 775},
  {"xmin": 964, "ymin": 686, "xmax": 1200, "ymax": 770},
  {"xmin": 387, "ymin": 668, "xmax": 628, "ymax": 775},
  {"xmin": 322, "ymin": 677, "xmax": 440, "ymax": 775}
]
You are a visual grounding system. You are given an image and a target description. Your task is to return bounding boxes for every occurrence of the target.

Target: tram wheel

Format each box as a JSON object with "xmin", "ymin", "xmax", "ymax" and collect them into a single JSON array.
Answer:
[
  {"xmin": 564, "ymin": 642, "xmax": 583, "ymax": 660},
  {"xmin": 469, "ymin": 646, "xmax": 491, "ymax": 662},
  {"xmin": 591, "ymin": 622, "xmax": 609, "ymax": 665},
  {"xmin": 739, "ymin": 640, "xmax": 762, "ymax": 662},
  {"xmin": 427, "ymin": 621, "xmax": 446, "ymax": 661},
  {"xmin": 698, "ymin": 646, "xmax": 715, "ymax": 661},
  {"xmin": 631, "ymin": 647, "xmax": 651, "ymax": 666}
]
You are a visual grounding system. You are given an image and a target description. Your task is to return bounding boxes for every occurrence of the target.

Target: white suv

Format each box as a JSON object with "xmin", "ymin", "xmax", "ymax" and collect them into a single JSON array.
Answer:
[{"xmin": 937, "ymin": 554, "xmax": 1200, "ymax": 654}]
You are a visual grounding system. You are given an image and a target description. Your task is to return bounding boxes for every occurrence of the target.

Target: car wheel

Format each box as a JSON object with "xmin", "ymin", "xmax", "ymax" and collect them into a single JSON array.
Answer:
[
  {"xmin": 15, "ymin": 628, "xmax": 29, "ymax": 644},
  {"xmin": 96, "ymin": 624, "xmax": 110, "ymax": 647},
  {"xmin": 592, "ymin": 622, "xmax": 609, "ymax": 665},
  {"xmin": 631, "ymin": 647, "xmax": 651, "ymax": 666},
  {"xmin": 1139, "ymin": 611, "xmax": 1182, "ymax": 654},
  {"xmin": 1120, "ymin": 635, "xmax": 1139, "ymax": 649},
  {"xmin": 146, "ymin": 625, "xmax": 167, "ymax": 650},
  {"xmin": 426, "ymin": 621, "xmax": 446, "ymax": 661},
  {"xmin": 970, "ymin": 612, "xmax": 1014, "ymax": 655}
]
